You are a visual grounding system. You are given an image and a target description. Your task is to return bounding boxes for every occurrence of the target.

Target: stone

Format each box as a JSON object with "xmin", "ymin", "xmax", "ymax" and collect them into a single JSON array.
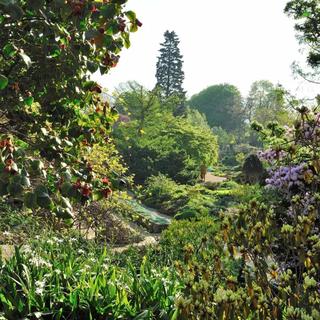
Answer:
[{"xmin": 242, "ymin": 154, "xmax": 265, "ymax": 184}]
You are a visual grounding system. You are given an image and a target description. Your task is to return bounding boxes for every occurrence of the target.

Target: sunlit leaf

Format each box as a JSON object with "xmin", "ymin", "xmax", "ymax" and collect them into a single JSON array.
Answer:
[
  {"xmin": 24, "ymin": 96, "xmax": 34, "ymax": 106},
  {"xmin": 3, "ymin": 43, "xmax": 16, "ymax": 57},
  {"xmin": 0, "ymin": 74, "xmax": 8, "ymax": 90},
  {"xmin": 125, "ymin": 10, "xmax": 136, "ymax": 22},
  {"xmin": 19, "ymin": 51, "xmax": 32, "ymax": 68}
]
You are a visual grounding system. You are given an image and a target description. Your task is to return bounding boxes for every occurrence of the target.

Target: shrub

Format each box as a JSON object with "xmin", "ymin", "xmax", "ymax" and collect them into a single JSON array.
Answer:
[
  {"xmin": 154, "ymin": 216, "xmax": 220, "ymax": 263},
  {"xmin": 140, "ymin": 174, "xmax": 260, "ymax": 219},
  {"xmin": 141, "ymin": 174, "xmax": 216, "ymax": 218},
  {"xmin": 0, "ymin": 0, "xmax": 140, "ymax": 221},
  {"xmin": 173, "ymin": 111, "xmax": 320, "ymax": 319}
]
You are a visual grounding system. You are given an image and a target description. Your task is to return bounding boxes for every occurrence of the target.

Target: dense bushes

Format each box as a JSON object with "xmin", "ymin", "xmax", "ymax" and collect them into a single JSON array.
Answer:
[
  {"xmin": 1, "ymin": 1, "xmax": 319, "ymax": 319},
  {"xmin": 114, "ymin": 88, "xmax": 218, "ymax": 184},
  {"xmin": 140, "ymin": 174, "xmax": 215, "ymax": 218},
  {"xmin": 154, "ymin": 217, "xmax": 220, "ymax": 263},
  {"xmin": 140, "ymin": 174, "xmax": 257, "ymax": 219},
  {"xmin": 171, "ymin": 111, "xmax": 320, "ymax": 319}
]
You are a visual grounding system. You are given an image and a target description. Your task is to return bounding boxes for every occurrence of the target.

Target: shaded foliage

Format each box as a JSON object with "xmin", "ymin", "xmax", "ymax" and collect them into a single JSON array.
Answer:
[{"xmin": 189, "ymin": 84, "xmax": 245, "ymax": 132}]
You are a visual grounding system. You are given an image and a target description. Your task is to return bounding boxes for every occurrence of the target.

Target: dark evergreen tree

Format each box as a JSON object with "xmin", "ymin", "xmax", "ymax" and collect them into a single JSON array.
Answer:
[{"xmin": 155, "ymin": 31, "xmax": 186, "ymax": 102}]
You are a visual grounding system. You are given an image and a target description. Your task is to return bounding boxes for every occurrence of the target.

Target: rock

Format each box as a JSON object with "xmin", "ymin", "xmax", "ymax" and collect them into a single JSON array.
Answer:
[
  {"xmin": 112, "ymin": 236, "xmax": 157, "ymax": 253},
  {"xmin": 242, "ymin": 154, "xmax": 265, "ymax": 184},
  {"xmin": 150, "ymin": 222, "xmax": 168, "ymax": 233},
  {"xmin": 0, "ymin": 245, "xmax": 14, "ymax": 261}
]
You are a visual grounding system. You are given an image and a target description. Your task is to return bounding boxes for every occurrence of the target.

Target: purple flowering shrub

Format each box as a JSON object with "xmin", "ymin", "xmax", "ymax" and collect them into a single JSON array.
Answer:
[
  {"xmin": 265, "ymin": 164, "xmax": 310, "ymax": 194},
  {"xmin": 257, "ymin": 149, "xmax": 287, "ymax": 164},
  {"xmin": 169, "ymin": 110, "xmax": 320, "ymax": 319},
  {"xmin": 213, "ymin": 110, "xmax": 320, "ymax": 319}
]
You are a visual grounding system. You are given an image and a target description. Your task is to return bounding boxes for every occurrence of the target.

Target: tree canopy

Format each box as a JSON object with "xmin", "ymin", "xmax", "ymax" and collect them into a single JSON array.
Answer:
[
  {"xmin": 113, "ymin": 85, "xmax": 218, "ymax": 184},
  {"xmin": 285, "ymin": 0, "xmax": 320, "ymax": 83},
  {"xmin": 285, "ymin": 0, "xmax": 320, "ymax": 69},
  {"xmin": 114, "ymin": 81, "xmax": 160, "ymax": 135},
  {"xmin": 245, "ymin": 80, "xmax": 294, "ymax": 126},
  {"xmin": 189, "ymin": 84, "xmax": 244, "ymax": 132}
]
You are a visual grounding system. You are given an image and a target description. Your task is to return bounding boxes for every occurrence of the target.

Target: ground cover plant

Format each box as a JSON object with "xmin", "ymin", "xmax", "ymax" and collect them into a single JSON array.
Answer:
[{"xmin": 0, "ymin": 234, "xmax": 182, "ymax": 319}]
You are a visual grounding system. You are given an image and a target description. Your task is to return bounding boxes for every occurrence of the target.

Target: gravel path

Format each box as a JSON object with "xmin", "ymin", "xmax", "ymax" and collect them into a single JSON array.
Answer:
[{"xmin": 205, "ymin": 172, "xmax": 227, "ymax": 183}]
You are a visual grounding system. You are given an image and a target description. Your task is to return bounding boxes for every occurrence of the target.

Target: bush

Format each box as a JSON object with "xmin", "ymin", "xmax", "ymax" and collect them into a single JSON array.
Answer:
[
  {"xmin": 141, "ymin": 174, "xmax": 216, "ymax": 218},
  {"xmin": 172, "ymin": 112, "xmax": 320, "ymax": 319},
  {"xmin": 154, "ymin": 216, "xmax": 220, "ymax": 263},
  {"xmin": 152, "ymin": 217, "xmax": 243, "ymax": 319},
  {"xmin": 0, "ymin": 1, "xmax": 141, "ymax": 220},
  {"xmin": 141, "ymin": 174, "xmax": 188, "ymax": 213},
  {"xmin": 141, "ymin": 174, "xmax": 261, "ymax": 218}
]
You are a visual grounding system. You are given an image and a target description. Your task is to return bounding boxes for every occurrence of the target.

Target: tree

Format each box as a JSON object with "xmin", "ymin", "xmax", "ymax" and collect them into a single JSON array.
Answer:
[
  {"xmin": 155, "ymin": 31, "xmax": 186, "ymax": 102},
  {"xmin": 189, "ymin": 84, "xmax": 244, "ymax": 132},
  {"xmin": 114, "ymin": 106, "xmax": 218, "ymax": 184},
  {"xmin": 245, "ymin": 80, "xmax": 294, "ymax": 125},
  {"xmin": 114, "ymin": 81, "xmax": 160, "ymax": 135},
  {"xmin": 0, "ymin": 0, "xmax": 140, "ymax": 216},
  {"xmin": 185, "ymin": 108, "xmax": 211, "ymax": 131},
  {"xmin": 285, "ymin": 0, "xmax": 320, "ymax": 83}
]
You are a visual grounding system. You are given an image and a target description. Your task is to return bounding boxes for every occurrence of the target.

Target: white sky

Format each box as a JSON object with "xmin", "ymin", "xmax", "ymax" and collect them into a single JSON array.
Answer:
[{"xmin": 93, "ymin": 0, "xmax": 319, "ymax": 99}]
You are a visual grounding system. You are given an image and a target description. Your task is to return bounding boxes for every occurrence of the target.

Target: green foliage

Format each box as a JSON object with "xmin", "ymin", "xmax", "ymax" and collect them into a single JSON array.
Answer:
[
  {"xmin": 212, "ymin": 127, "xmax": 239, "ymax": 165},
  {"xmin": 189, "ymin": 83, "xmax": 245, "ymax": 132},
  {"xmin": 0, "ymin": 235, "xmax": 181, "ymax": 319},
  {"xmin": 154, "ymin": 216, "xmax": 220, "ymax": 264},
  {"xmin": 171, "ymin": 108, "xmax": 320, "ymax": 319},
  {"xmin": 114, "ymin": 81, "xmax": 161, "ymax": 134},
  {"xmin": 115, "ymin": 104, "xmax": 218, "ymax": 184},
  {"xmin": 185, "ymin": 108, "xmax": 211, "ymax": 130},
  {"xmin": 285, "ymin": 0, "xmax": 320, "ymax": 70},
  {"xmin": 0, "ymin": 202, "xmax": 44, "ymax": 244},
  {"xmin": 155, "ymin": 216, "xmax": 242, "ymax": 320},
  {"xmin": 140, "ymin": 174, "xmax": 250, "ymax": 218},
  {"xmin": 88, "ymin": 139, "xmax": 131, "ymax": 188},
  {"xmin": 245, "ymin": 80, "xmax": 295, "ymax": 126},
  {"xmin": 0, "ymin": 0, "xmax": 140, "ymax": 217},
  {"xmin": 143, "ymin": 174, "xmax": 210, "ymax": 218}
]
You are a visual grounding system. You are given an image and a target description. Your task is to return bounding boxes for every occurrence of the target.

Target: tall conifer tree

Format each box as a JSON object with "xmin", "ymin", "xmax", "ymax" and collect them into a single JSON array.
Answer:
[{"xmin": 155, "ymin": 31, "xmax": 186, "ymax": 102}]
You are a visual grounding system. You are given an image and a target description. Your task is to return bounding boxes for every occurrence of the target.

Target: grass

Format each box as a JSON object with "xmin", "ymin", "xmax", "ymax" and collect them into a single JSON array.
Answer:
[{"xmin": 0, "ymin": 233, "xmax": 182, "ymax": 319}]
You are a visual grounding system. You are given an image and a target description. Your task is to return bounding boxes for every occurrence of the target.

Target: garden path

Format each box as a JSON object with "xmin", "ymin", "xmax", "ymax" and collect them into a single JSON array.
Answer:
[{"xmin": 205, "ymin": 172, "xmax": 227, "ymax": 183}]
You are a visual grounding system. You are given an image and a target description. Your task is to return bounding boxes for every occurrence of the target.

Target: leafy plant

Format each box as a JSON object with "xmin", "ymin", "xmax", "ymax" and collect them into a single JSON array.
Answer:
[
  {"xmin": 114, "ymin": 93, "xmax": 218, "ymax": 184},
  {"xmin": 0, "ymin": 0, "xmax": 141, "ymax": 218},
  {"xmin": 0, "ymin": 234, "xmax": 181, "ymax": 319}
]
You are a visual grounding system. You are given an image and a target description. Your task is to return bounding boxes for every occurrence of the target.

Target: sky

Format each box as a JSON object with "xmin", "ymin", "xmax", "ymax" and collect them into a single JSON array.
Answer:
[{"xmin": 93, "ymin": 0, "xmax": 319, "ymax": 99}]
